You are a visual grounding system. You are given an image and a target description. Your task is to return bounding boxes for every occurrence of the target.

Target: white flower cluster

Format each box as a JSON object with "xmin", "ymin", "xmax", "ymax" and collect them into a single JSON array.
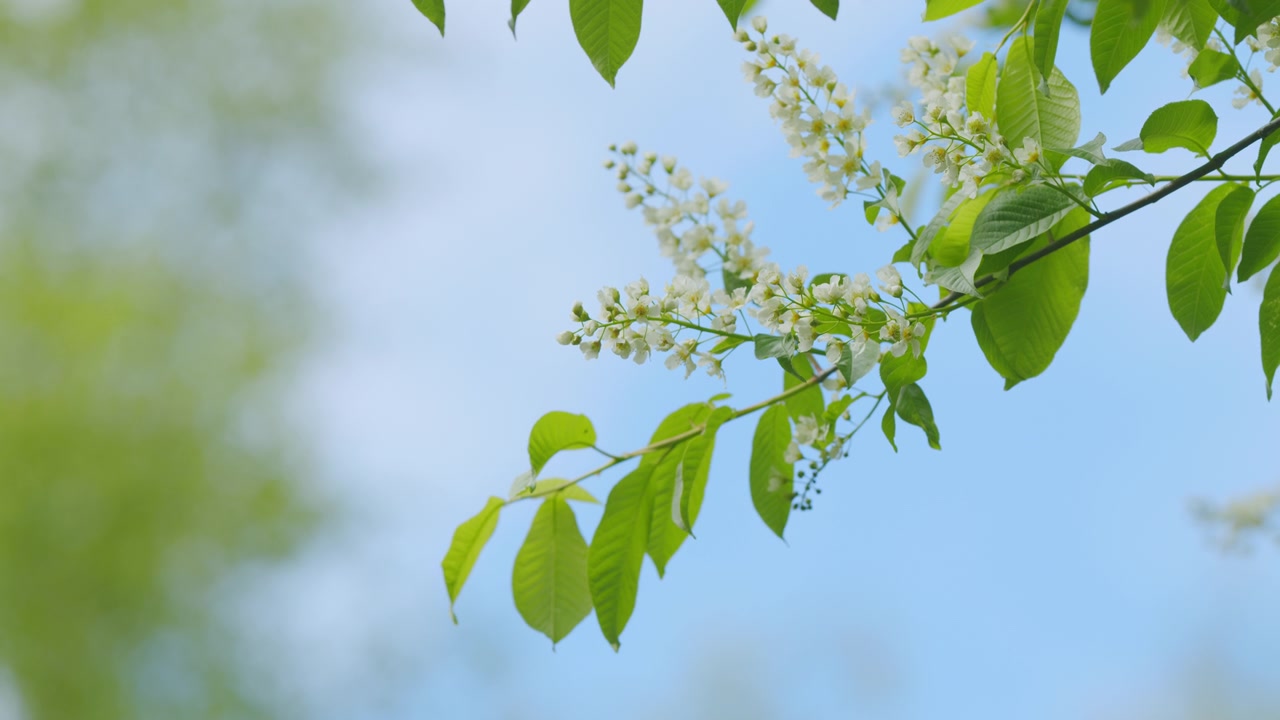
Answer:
[
  {"xmin": 891, "ymin": 35, "xmax": 1035, "ymax": 198},
  {"xmin": 1256, "ymin": 19, "xmax": 1280, "ymax": 71},
  {"xmin": 785, "ymin": 413, "xmax": 830, "ymax": 464},
  {"xmin": 736, "ymin": 17, "xmax": 879, "ymax": 207},
  {"xmin": 606, "ymin": 143, "xmax": 770, "ymax": 282}
]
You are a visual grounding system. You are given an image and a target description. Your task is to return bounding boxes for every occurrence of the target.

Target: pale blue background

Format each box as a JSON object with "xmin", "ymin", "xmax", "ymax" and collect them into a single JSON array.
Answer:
[{"xmin": 278, "ymin": 1, "xmax": 1280, "ymax": 717}]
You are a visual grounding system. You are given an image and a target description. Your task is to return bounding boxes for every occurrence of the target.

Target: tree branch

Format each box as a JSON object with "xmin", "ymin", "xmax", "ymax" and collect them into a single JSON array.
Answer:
[{"xmin": 933, "ymin": 115, "xmax": 1280, "ymax": 311}]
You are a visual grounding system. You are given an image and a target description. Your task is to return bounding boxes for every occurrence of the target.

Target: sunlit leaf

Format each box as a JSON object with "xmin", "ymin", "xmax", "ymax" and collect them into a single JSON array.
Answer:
[
  {"xmin": 1090, "ymin": 0, "xmax": 1166, "ymax": 93},
  {"xmin": 1034, "ymin": 0, "xmax": 1069, "ymax": 83},
  {"xmin": 1167, "ymin": 184, "xmax": 1236, "ymax": 340},
  {"xmin": 413, "ymin": 0, "xmax": 446, "ymax": 35},
  {"xmin": 1240, "ymin": 194, "xmax": 1280, "ymax": 282},
  {"xmin": 442, "ymin": 496, "xmax": 503, "ymax": 623},
  {"xmin": 998, "ymin": 36, "xmax": 1081, "ymax": 170},
  {"xmin": 924, "ymin": 0, "xmax": 985, "ymax": 20},
  {"xmin": 513, "ymin": 497, "xmax": 592, "ymax": 645},
  {"xmin": 749, "ymin": 404, "xmax": 793, "ymax": 539},
  {"xmin": 966, "ymin": 52, "xmax": 998, "ymax": 120},
  {"xmin": 570, "ymin": 0, "xmax": 643, "ymax": 86},
  {"xmin": 894, "ymin": 383, "xmax": 941, "ymax": 450},
  {"xmin": 969, "ymin": 184, "xmax": 1079, "ymax": 255},
  {"xmin": 1261, "ymin": 267, "xmax": 1280, "ymax": 399},
  {"xmin": 1140, "ymin": 99, "xmax": 1217, "ymax": 156},
  {"xmin": 588, "ymin": 465, "xmax": 654, "ymax": 650},
  {"xmin": 528, "ymin": 411, "xmax": 597, "ymax": 477}
]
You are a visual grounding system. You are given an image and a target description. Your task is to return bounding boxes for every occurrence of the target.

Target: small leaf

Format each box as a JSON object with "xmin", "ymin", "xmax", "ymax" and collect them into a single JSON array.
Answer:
[
  {"xmin": 570, "ymin": 0, "xmax": 644, "ymax": 87},
  {"xmin": 839, "ymin": 339, "xmax": 880, "ymax": 386},
  {"xmin": 1161, "ymin": 0, "xmax": 1217, "ymax": 50},
  {"xmin": 754, "ymin": 333, "xmax": 797, "ymax": 359},
  {"xmin": 413, "ymin": 0, "xmax": 446, "ymax": 35},
  {"xmin": 673, "ymin": 406, "xmax": 733, "ymax": 535},
  {"xmin": 1261, "ymin": 266, "xmax": 1280, "ymax": 399},
  {"xmin": 513, "ymin": 497, "xmax": 592, "ymax": 646},
  {"xmin": 1053, "ymin": 132, "xmax": 1110, "ymax": 166},
  {"xmin": 1083, "ymin": 159, "xmax": 1155, "ymax": 197},
  {"xmin": 1140, "ymin": 99, "xmax": 1218, "ymax": 157},
  {"xmin": 710, "ymin": 335, "xmax": 748, "ymax": 354},
  {"xmin": 1240, "ymin": 194, "xmax": 1280, "ymax": 282},
  {"xmin": 911, "ymin": 189, "xmax": 968, "ymax": 265},
  {"xmin": 1113, "ymin": 137, "xmax": 1145, "ymax": 152},
  {"xmin": 927, "ymin": 248, "xmax": 985, "ymax": 297},
  {"xmin": 1034, "ymin": 0, "xmax": 1070, "ymax": 83},
  {"xmin": 969, "ymin": 184, "xmax": 1080, "ymax": 255},
  {"xmin": 716, "ymin": 0, "xmax": 748, "ymax": 27},
  {"xmin": 809, "ymin": 0, "xmax": 839, "ymax": 19},
  {"xmin": 1187, "ymin": 49, "xmax": 1239, "ymax": 89},
  {"xmin": 924, "ymin": 0, "xmax": 984, "ymax": 20},
  {"xmin": 509, "ymin": 0, "xmax": 533, "ymax": 36},
  {"xmin": 894, "ymin": 383, "xmax": 941, "ymax": 450},
  {"xmin": 782, "ymin": 355, "xmax": 825, "ymax": 422},
  {"xmin": 749, "ymin": 405, "xmax": 793, "ymax": 539},
  {"xmin": 932, "ymin": 191, "xmax": 995, "ymax": 266},
  {"xmin": 1255, "ymin": 127, "xmax": 1280, "ymax": 175},
  {"xmin": 998, "ymin": 37, "xmax": 1082, "ymax": 171},
  {"xmin": 1167, "ymin": 184, "xmax": 1236, "ymax": 341},
  {"xmin": 966, "ymin": 52, "xmax": 999, "ymax": 120},
  {"xmin": 588, "ymin": 465, "xmax": 654, "ymax": 650},
  {"xmin": 880, "ymin": 404, "xmax": 898, "ymax": 452},
  {"xmin": 971, "ymin": 208, "xmax": 1091, "ymax": 389},
  {"xmin": 442, "ymin": 496, "xmax": 503, "ymax": 623},
  {"xmin": 1090, "ymin": 0, "xmax": 1166, "ymax": 94},
  {"xmin": 528, "ymin": 411, "xmax": 597, "ymax": 477},
  {"xmin": 1214, "ymin": 184, "xmax": 1254, "ymax": 285}
]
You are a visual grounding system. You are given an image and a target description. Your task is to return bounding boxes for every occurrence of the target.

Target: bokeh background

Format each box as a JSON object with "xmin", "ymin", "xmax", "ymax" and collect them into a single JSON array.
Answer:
[{"xmin": 1, "ymin": 0, "xmax": 1278, "ymax": 718}]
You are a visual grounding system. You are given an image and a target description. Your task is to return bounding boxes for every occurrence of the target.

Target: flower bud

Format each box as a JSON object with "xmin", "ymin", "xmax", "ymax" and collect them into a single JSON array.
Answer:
[
  {"xmin": 619, "ymin": 140, "xmax": 638, "ymax": 155},
  {"xmin": 751, "ymin": 15, "xmax": 767, "ymax": 33},
  {"xmin": 555, "ymin": 331, "xmax": 575, "ymax": 346}
]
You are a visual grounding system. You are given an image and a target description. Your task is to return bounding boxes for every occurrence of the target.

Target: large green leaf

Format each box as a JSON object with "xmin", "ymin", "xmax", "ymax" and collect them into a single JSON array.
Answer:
[
  {"xmin": 1240, "ymin": 194, "xmax": 1280, "ymax": 282},
  {"xmin": 749, "ymin": 404, "xmax": 793, "ymax": 539},
  {"xmin": 1214, "ymin": 185, "xmax": 1254, "ymax": 285},
  {"xmin": 1139, "ymin": 99, "xmax": 1217, "ymax": 156},
  {"xmin": 413, "ymin": 0, "xmax": 446, "ymax": 35},
  {"xmin": 1161, "ymin": 0, "xmax": 1218, "ymax": 50},
  {"xmin": 998, "ymin": 37, "xmax": 1081, "ymax": 170},
  {"xmin": 1261, "ymin": 267, "xmax": 1280, "ymax": 399},
  {"xmin": 509, "ymin": 0, "xmax": 534, "ymax": 35},
  {"xmin": 809, "ymin": 0, "xmax": 839, "ymax": 18},
  {"xmin": 911, "ymin": 190, "xmax": 968, "ymax": 265},
  {"xmin": 1167, "ymin": 184, "xmax": 1236, "ymax": 341},
  {"xmin": 971, "ymin": 208, "xmax": 1091, "ymax": 389},
  {"xmin": 570, "ymin": 0, "xmax": 643, "ymax": 87},
  {"xmin": 672, "ymin": 406, "xmax": 733, "ymax": 536},
  {"xmin": 1083, "ymin": 159, "xmax": 1155, "ymax": 197},
  {"xmin": 645, "ymin": 403, "xmax": 713, "ymax": 576},
  {"xmin": 966, "ymin": 52, "xmax": 998, "ymax": 120},
  {"xmin": 894, "ymin": 383, "xmax": 941, "ymax": 450},
  {"xmin": 716, "ymin": 0, "xmax": 748, "ymax": 26},
  {"xmin": 1034, "ymin": 0, "xmax": 1070, "ymax": 83},
  {"xmin": 924, "ymin": 0, "xmax": 985, "ymax": 19},
  {"xmin": 588, "ymin": 465, "xmax": 654, "ymax": 651},
  {"xmin": 1090, "ymin": 0, "xmax": 1166, "ymax": 94},
  {"xmin": 969, "ymin": 184, "xmax": 1080, "ymax": 255},
  {"xmin": 528, "ymin": 411, "xmax": 596, "ymax": 477},
  {"xmin": 441, "ymin": 496, "xmax": 503, "ymax": 623},
  {"xmin": 931, "ymin": 191, "xmax": 995, "ymax": 267},
  {"xmin": 512, "ymin": 497, "xmax": 592, "ymax": 646},
  {"xmin": 1187, "ymin": 49, "xmax": 1239, "ymax": 89},
  {"xmin": 782, "ymin": 356, "xmax": 825, "ymax": 422}
]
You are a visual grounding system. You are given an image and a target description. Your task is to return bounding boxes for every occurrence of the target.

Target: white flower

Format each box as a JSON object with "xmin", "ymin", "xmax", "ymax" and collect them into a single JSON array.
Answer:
[
  {"xmin": 876, "ymin": 265, "xmax": 903, "ymax": 297},
  {"xmin": 783, "ymin": 441, "xmax": 802, "ymax": 464},
  {"xmin": 556, "ymin": 331, "xmax": 575, "ymax": 345},
  {"xmin": 891, "ymin": 102, "xmax": 915, "ymax": 128},
  {"xmin": 1233, "ymin": 69, "xmax": 1265, "ymax": 109},
  {"xmin": 751, "ymin": 15, "xmax": 768, "ymax": 33},
  {"xmin": 580, "ymin": 339, "xmax": 601, "ymax": 360},
  {"xmin": 1013, "ymin": 137, "xmax": 1041, "ymax": 165},
  {"xmin": 794, "ymin": 414, "xmax": 826, "ymax": 445}
]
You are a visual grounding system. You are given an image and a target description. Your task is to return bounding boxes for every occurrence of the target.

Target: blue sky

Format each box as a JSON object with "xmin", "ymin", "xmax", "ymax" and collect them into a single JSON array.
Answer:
[{"xmin": 285, "ymin": 2, "xmax": 1280, "ymax": 717}]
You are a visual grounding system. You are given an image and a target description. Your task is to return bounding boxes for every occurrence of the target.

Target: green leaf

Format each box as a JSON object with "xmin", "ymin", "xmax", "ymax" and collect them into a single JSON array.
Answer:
[
  {"xmin": 754, "ymin": 333, "xmax": 797, "ymax": 359},
  {"xmin": 924, "ymin": 0, "xmax": 985, "ymax": 20},
  {"xmin": 971, "ymin": 208, "xmax": 1091, "ymax": 389},
  {"xmin": 932, "ymin": 191, "xmax": 996, "ymax": 267},
  {"xmin": 880, "ymin": 345, "xmax": 928, "ymax": 405},
  {"xmin": 1140, "ymin": 99, "xmax": 1218, "ymax": 157},
  {"xmin": 880, "ymin": 404, "xmax": 898, "ymax": 452},
  {"xmin": 928, "ymin": 248, "xmax": 985, "ymax": 296},
  {"xmin": 1187, "ymin": 49, "xmax": 1239, "ymax": 89},
  {"xmin": 710, "ymin": 335, "xmax": 748, "ymax": 354},
  {"xmin": 1113, "ymin": 137, "xmax": 1145, "ymax": 152},
  {"xmin": 966, "ymin": 52, "xmax": 999, "ymax": 120},
  {"xmin": 1240, "ymin": 194, "xmax": 1280, "ymax": 282},
  {"xmin": 513, "ymin": 478, "xmax": 599, "ymax": 503},
  {"xmin": 509, "ymin": 0, "xmax": 533, "ymax": 36},
  {"xmin": 1256, "ymin": 127, "xmax": 1280, "ymax": 175},
  {"xmin": 1167, "ymin": 184, "xmax": 1237, "ymax": 341},
  {"xmin": 1090, "ymin": 0, "xmax": 1166, "ymax": 94},
  {"xmin": 969, "ymin": 184, "xmax": 1080, "ymax": 255},
  {"xmin": 998, "ymin": 36, "xmax": 1081, "ymax": 171},
  {"xmin": 644, "ymin": 403, "xmax": 713, "ymax": 576},
  {"xmin": 512, "ymin": 497, "xmax": 592, "ymax": 646},
  {"xmin": 894, "ymin": 383, "xmax": 941, "ymax": 450},
  {"xmin": 782, "ymin": 356, "xmax": 825, "ymax": 422},
  {"xmin": 1083, "ymin": 159, "xmax": 1155, "ymax": 197},
  {"xmin": 716, "ymin": 0, "xmax": 748, "ymax": 26},
  {"xmin": 809, "ymin": 0, "xmax": 839, "ymax": 18},
  {"xmin": 672, "ymin": 406, "xmax": 733, "ymax": 536},
  {"xmin": 911, "ymin": 189, "xmax": 968, "ymax": 265},
  {"xmin": 1214, "ymin": 185, "xmax": 1254, "ymax": 285},
  {"xmin": 1161, "ymin": 0, "xmax": 1217, "ymax": 50},
  {"xmin": 588, "ymin": 465, "xmax": 653, "ymax": 650},
  {"xmin": 749, "ymin": 404, "xmax": 793, "ymax": 539},
  {"xmin": 570, "ymin": 0, "xmax": 643, "ymax": 87},
  {"xmin": 1034, "ymin": 0, "xmax": 1070, "ymax": 83},
  {"xmin": 1261, "ymin": 266, "xmax": 1280, "ymax": 399},
  {"xmin": 723, "ymin": 266, "xmax": 753, "ymax": 294},
  {"xmin": 1054, "ymin": 132, "xmax": 1110, "ymax": 166},
  {"xmin": 413, "ymin": 0, "xmax": 446, "ymax": 35},
  {"xmin": 441, "ymin": 496, "xmax": 503, "ymax": 623},
  {"xmin": 528, "ymin": 411, "xmax": 597, "ymax": 477},
  {"xmin": 839, "ymin": 338, "xmax": 881, "ymax": 386}
]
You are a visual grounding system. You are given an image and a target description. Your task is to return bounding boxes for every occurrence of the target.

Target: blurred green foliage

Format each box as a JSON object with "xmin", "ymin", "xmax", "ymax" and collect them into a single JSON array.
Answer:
[{"xmin": 0, "ymin": 0, "xmax": 362, "ymax": 717}]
